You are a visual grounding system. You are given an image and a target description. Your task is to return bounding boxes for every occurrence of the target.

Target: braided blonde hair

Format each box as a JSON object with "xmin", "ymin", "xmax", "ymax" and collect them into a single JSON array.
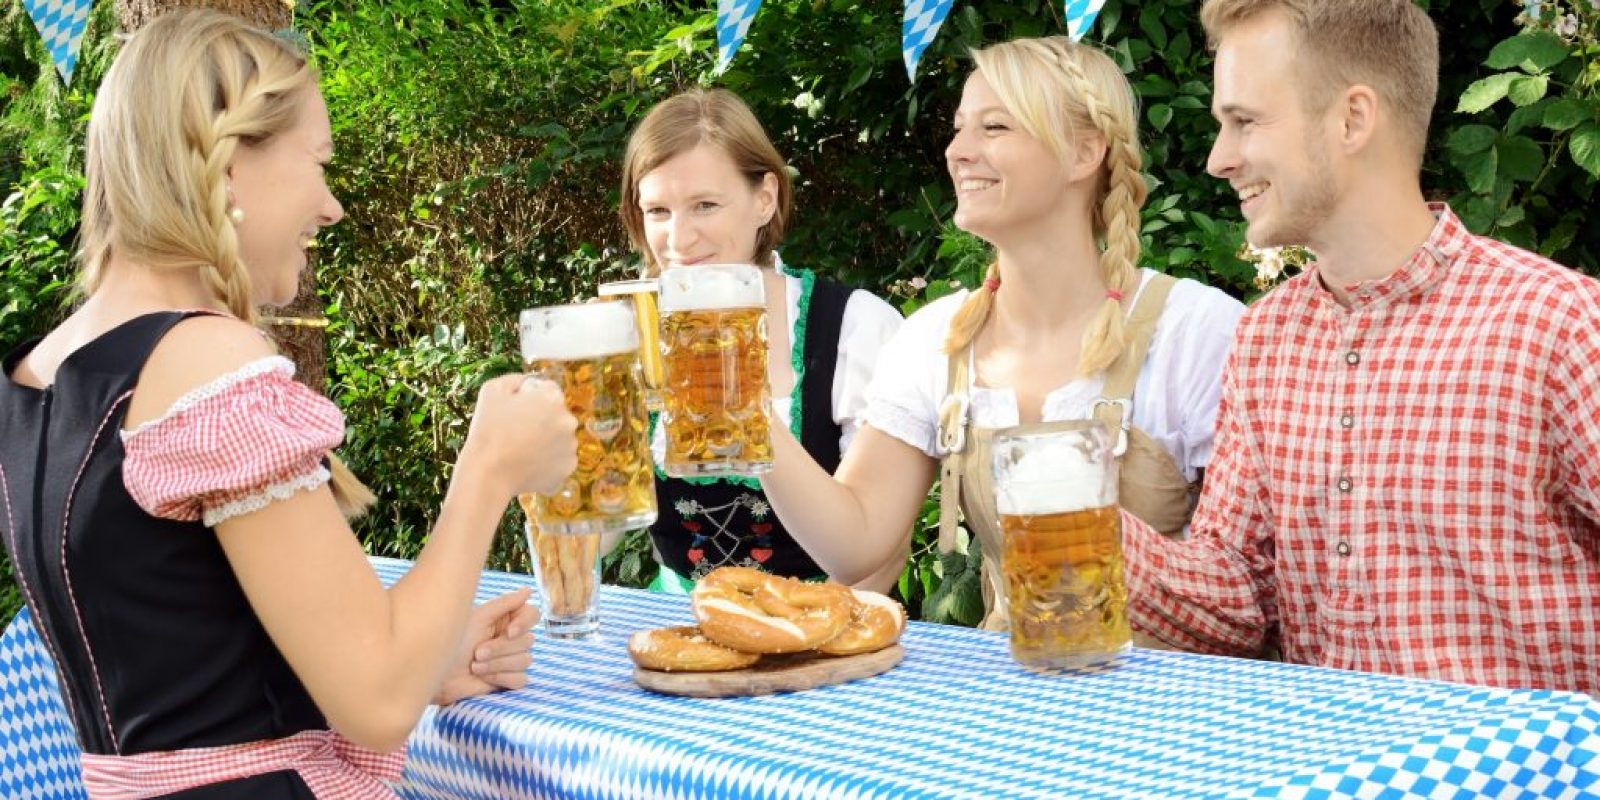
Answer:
[
  {"xmin": 942, "ymin": 37, "xmax": 1148, "ymax": 377},
  {"xmin": 79, "ymin": 9, "xmax": 374, "ymax": 517}
]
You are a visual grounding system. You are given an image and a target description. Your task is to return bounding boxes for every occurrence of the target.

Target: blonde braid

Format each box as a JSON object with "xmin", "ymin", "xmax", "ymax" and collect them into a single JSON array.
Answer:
[
  {"xmin": 189, "ymin": 56, "xmax": 312, "ymax": 324},
  {"xmin": 941, "ymin": 262, "xmax": 1000, "ymax": 356},
  {"xmin": 1052, "ymin": 46, "xmax": 1146, "ymax": 375}
]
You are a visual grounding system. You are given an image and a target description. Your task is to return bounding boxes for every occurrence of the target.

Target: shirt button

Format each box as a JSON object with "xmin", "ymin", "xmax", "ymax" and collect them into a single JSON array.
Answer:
[
  {"xmin": 1337, "ymin": 477, "xmax": 1353, "ymax": 493},
  {"xmin": 1345, "ymin": 351, "xmax": 1360, "ymax": 366},
  {"xmin": 1340, "ymin": 414, "xmax": 1354, "ymax": 429},
  {"xmin": 1336, "ymin": 541, "xmax": 1352, "ymax": 557}
]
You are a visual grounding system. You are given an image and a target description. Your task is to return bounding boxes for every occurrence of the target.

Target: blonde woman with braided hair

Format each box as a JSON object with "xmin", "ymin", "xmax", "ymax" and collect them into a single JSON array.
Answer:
[
  {"xmin": 760, "ymin": 36, "xmax": 1243, "ymax": 627},
  {"xmin": 0, "ymin": 9, "xmax": 578, "ymax": 797}
]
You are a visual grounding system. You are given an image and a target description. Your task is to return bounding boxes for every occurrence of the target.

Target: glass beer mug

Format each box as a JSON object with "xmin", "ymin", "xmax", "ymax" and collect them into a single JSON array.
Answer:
[
  {"xmin": 991, "ymin": 422, "xmax": 1130, "ymax": 670},
  {"xmin": 657, "ymin": 264, "xmax": 774, "ymax": 477},
  {"xmin": 518, "ymin": 301, "xmax": 659, "ymax": 637}
]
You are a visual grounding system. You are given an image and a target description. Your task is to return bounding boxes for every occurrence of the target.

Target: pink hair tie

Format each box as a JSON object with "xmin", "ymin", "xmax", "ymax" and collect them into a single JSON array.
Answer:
[
  {"xmin": 1106, "ymin": 289, "xmax": 1124, "ymax": 302},
  {"xmin": 984, "ymin": 277, "xmax": 1001, "ymax": 292}
]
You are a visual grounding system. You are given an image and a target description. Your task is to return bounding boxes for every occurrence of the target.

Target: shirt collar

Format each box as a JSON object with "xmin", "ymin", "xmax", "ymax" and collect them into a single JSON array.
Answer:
[{"xmin": 1313, "ymin": 203, "xmax": 1466, "ymax": 310}]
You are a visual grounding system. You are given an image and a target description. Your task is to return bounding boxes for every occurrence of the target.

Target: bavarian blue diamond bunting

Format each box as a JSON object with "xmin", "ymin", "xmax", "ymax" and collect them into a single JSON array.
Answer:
[
  {"xmin": 902, "ymin": 0, "xmax": 956, "ymax": 81},
  {"xmin": 21, "ymin": 0, "xmax": 93, "ymax": 83},
  {"xmin": 716, "ymin": 0, "xmax": 763, "ymax": 73},
  {"xmin": 1064, "ymin": 0, "xmax": 1107, "ymax": 41}
]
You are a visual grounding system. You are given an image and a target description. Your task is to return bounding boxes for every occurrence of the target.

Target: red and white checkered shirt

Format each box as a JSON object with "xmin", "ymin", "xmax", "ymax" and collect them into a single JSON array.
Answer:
[{"xmin": 1125, "ymin": 205, "xmax": 1600, "ymax": 694}]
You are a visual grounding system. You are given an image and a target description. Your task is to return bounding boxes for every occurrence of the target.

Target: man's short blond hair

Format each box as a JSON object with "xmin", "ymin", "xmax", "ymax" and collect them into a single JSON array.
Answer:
[{"xmin": 1201, "ymin": 0, "xmax": 1439, "ymax": 158}]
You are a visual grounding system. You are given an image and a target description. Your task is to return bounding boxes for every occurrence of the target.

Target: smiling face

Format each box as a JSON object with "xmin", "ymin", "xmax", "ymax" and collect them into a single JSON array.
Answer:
[
  {"xmin": 635, "ymin": 142, "xmax": 777, "ymax": 270},
  {"xmin": 1206, "ymin": 12, "xmax": 1339, "ymax": 249},
  {"xmin": 228, "ymin": 88, "xmax": 344, "ymax": 306},
  {"xmin": 945, "ymin": 72, "xmax": 1083, "ymax": 243}
]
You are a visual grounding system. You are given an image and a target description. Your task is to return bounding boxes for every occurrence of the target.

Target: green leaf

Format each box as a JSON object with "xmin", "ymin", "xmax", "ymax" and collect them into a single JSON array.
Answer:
[
  {"xmin": 1570, "ymin": 122, "xmax": 1600, "ymax": 178},
  {"xmin": 1542, "ymin": 98, "xmax": 1591, "ymax": 132},
  {"xmin": 887, "ymin": 208, "xmax": 932, "ymax": 232},
  {"xmin": 1508, "ymin": 75, "xmax": 1549, "ymax": 108},
  {"xmin": 921, "ymin": 546, "xmax": 985, "ymax": 626},
  {"xmin": 1138, "ymin": 6, "xmax": 1168, "ymax": 50},
  {"xmin": 1456, "ymin": 73, "xmax": 1519, "ymax": 114},
  {"xmin": 1463, "ymin": 144, "xmax": 1498, "ymax": 194},
  {"xmin": 1496, "ymin": 205, "xmax": 1526, "ymax": 227},
  {"xmin": 1541, "ymin": 215, "xmax": 1581, "ymax": 256},
  {"xmin": 1495, "ymin": 135, "xmax": 1544, "ymax": 182},
  {"xmin": 1485, "ymin": 31, "xmax": 1570, "ymax": 72},
  {"xmin": 1447, "ymin": 124, "xmax": 1498, "ymax": 156},
  {"xmin": 1505, "ymin": 98, "xmax": 1552, "ymax": 135},
  {"xmin": 1147, "ymin": 104, "xmax": 1173, "ymax": 132},
  {"xmin": 1456, "ymin": 195, "xmax": 1496, "ymax": 232}
]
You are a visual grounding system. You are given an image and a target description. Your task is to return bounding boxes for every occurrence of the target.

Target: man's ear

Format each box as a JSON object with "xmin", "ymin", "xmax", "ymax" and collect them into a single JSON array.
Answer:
[{"xmin": 1337, "ymin": 84, "xmax": 1380, "ymax": 156}]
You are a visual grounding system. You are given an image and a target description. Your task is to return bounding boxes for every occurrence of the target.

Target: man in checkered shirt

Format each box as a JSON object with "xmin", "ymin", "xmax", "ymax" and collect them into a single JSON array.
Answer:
[{"xmin": 1124, "ymin": 0, "xmax": 1600, "ymax": 695}]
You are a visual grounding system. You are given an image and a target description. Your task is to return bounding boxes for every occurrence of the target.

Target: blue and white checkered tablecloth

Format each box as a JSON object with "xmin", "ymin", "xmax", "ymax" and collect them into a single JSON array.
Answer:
[
  {"xmin": 376, "ymin": 559, "xmax": 1600, "ymax": 800},
  {"xmin": 1, "ymin": 559, "xmax": 1595, "ymax": 799}
]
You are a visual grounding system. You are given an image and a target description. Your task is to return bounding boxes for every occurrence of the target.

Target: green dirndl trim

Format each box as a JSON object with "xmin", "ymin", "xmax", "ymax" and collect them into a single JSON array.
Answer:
[{"xmin": 648, "ymin": 563, "xmax": 698, "ymax": 595}]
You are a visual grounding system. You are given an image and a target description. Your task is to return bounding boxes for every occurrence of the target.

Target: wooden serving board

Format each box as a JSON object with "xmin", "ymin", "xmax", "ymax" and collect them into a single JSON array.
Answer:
[{"xmin": 633, "ymin": 644, "xmax": 904, "ymax": 698}]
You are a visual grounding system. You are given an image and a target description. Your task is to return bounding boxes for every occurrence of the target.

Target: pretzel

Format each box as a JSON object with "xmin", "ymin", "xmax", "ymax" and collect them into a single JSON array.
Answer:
[
  {"xmin": 691, "ymin": 567, "xmax": 852, "ymax": 654},
  {"xmin": 628, "ymin": 626, "xmax": 761, "ymax": 672},
  {"xmin": 817, "ymin": 590, "xmax": 906, "ymax": 656},
  {"xmin": 532, "ymin": 529, "xmax": 599, "ymax": 618}
]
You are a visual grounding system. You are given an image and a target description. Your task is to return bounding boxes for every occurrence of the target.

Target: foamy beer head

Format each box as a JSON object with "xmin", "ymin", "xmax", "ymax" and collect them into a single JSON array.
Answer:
[
  {"xmin": 658, "ymin": 264, "xmax": 764, "ymax": 312},
  {"xmin": 519, "ymin": 301, "xmax": 638, "ymax": 363},
  {"xmin": 993, "ymin": 425, "xmax": 1117, "ymax": 516}
]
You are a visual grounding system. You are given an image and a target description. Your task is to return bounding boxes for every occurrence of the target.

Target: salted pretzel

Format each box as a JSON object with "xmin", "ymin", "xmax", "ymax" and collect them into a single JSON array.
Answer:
[
  {"xmin": 627, "ymin": 626, "xmax": 761, "ymax": 672},
  {"xmin": 818, "ymin": 589, "xmax": 906, "ymax": 656},
  {"xmin": 691, "ymin": 567, "xmax": 853, "ymax": 654}
]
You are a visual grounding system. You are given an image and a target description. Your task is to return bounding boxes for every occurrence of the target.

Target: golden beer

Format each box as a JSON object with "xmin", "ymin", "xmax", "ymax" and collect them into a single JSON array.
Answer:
[
  {"xmin": 991, "ymin": 422, "xmax": 1129, "ymax": 670},
  {"xmin": 519, "ymin": 303, "xmax": 658, "ymax": 535},
  {"xmin": 598, "ymin": 279, "xmax": 666, "ymax": 412},
  {"xmin": 1000, "ymin": 506, "xmax": 1129, "ymax": 667},
  {"xmin": 658, "ymin": 265, "xmax": 774, "ymax": 476}
]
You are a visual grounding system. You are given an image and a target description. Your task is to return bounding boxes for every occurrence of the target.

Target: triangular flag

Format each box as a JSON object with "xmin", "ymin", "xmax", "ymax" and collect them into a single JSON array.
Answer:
[
  {"xmin": 902, "ymin": 0, "xmax": 957, "ymax": 82},
  {"xmin": 22, "ymin": 0, "xmax": 93, "ymax": 83},
  {"xmin": 1064, "ymin": 0, "xmax": 1107, "ymax": 41},
  {"xmin": 717, "ymin": 0, "xmax": 764, "ymax": 73}
]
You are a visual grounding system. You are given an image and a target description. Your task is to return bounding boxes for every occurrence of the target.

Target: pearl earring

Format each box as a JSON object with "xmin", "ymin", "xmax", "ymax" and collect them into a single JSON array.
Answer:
[{"xmin": 229, "ymin": 207, "xmax": 245, "ymax": 225}]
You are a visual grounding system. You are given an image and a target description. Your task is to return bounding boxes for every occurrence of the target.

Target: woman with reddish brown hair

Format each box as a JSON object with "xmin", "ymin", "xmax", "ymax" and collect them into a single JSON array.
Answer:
[{"xmin": 617, "ymin": 88, "xmax": 902, "ymax": 591}]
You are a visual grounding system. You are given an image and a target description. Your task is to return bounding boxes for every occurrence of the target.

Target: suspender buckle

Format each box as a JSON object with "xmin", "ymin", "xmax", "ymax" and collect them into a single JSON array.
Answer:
[
  {"xmin": 1091, "ymin": 397, "xmax": 1131, "ymax": 457},
  {"xmin": 938, "ymin": 392, "xmax": 970, "ymax": 455}
]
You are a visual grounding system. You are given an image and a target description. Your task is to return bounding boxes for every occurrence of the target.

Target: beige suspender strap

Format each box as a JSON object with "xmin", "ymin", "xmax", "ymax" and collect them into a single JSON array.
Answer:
[
  {"xmin": 935, "ymin": 346, "xmax": 972, "ymax": 554},
  {"xmin": 1092, "ymin": 273, "xmax": 1179, "ymax": 443}
]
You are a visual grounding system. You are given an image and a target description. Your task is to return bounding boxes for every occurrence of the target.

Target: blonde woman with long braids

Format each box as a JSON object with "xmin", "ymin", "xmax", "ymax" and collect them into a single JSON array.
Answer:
[
  {"xmin": 0, "ymin": 10, "xmax": 577, "ymax": 797},
  {"xmin": 761, "ymin": 36, "xmax": 1245, "ymax": 626}
]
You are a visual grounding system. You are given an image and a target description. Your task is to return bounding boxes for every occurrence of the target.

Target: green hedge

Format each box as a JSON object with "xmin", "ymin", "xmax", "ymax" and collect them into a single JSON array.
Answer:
[{"xmin": 0, "ymin": 0, "xmax": 1594, "ymax": 627}]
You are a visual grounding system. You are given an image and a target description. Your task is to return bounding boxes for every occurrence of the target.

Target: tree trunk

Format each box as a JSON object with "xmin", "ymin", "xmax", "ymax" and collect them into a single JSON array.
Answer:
[
  {"xmin": 116, "ymin": 0, "xmax": 327, "ymax": 393},
  {"xmin": 117, "ymin": 0, "xmax": 291, "ymax": 38}
]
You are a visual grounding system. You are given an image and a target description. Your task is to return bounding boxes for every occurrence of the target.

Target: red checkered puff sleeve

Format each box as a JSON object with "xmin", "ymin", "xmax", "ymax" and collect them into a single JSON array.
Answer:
[
  {"xmin": 121, "ymin": 356, "xmax": 346, "ymax": 527},
  {"xmin": 1124, "ymin": 353, "xmax": 1277, "ymax": 657}
]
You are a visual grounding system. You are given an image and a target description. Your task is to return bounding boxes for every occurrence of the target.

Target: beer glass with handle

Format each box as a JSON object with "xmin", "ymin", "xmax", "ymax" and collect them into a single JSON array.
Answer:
[
  {"xmin": 657, "ymin": 264, "xmax": 774, "ymax": 477},
  {"xmin": 597, "ymin": 278, "xmax": 666, "ymax": 412},
  {"xmin": 518, "ymin": 301, "xmax": 659, "ymax": 638},
  {"xmin": 991, "ymin": 422, "xmax": 1130, "ymax": 670}
]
